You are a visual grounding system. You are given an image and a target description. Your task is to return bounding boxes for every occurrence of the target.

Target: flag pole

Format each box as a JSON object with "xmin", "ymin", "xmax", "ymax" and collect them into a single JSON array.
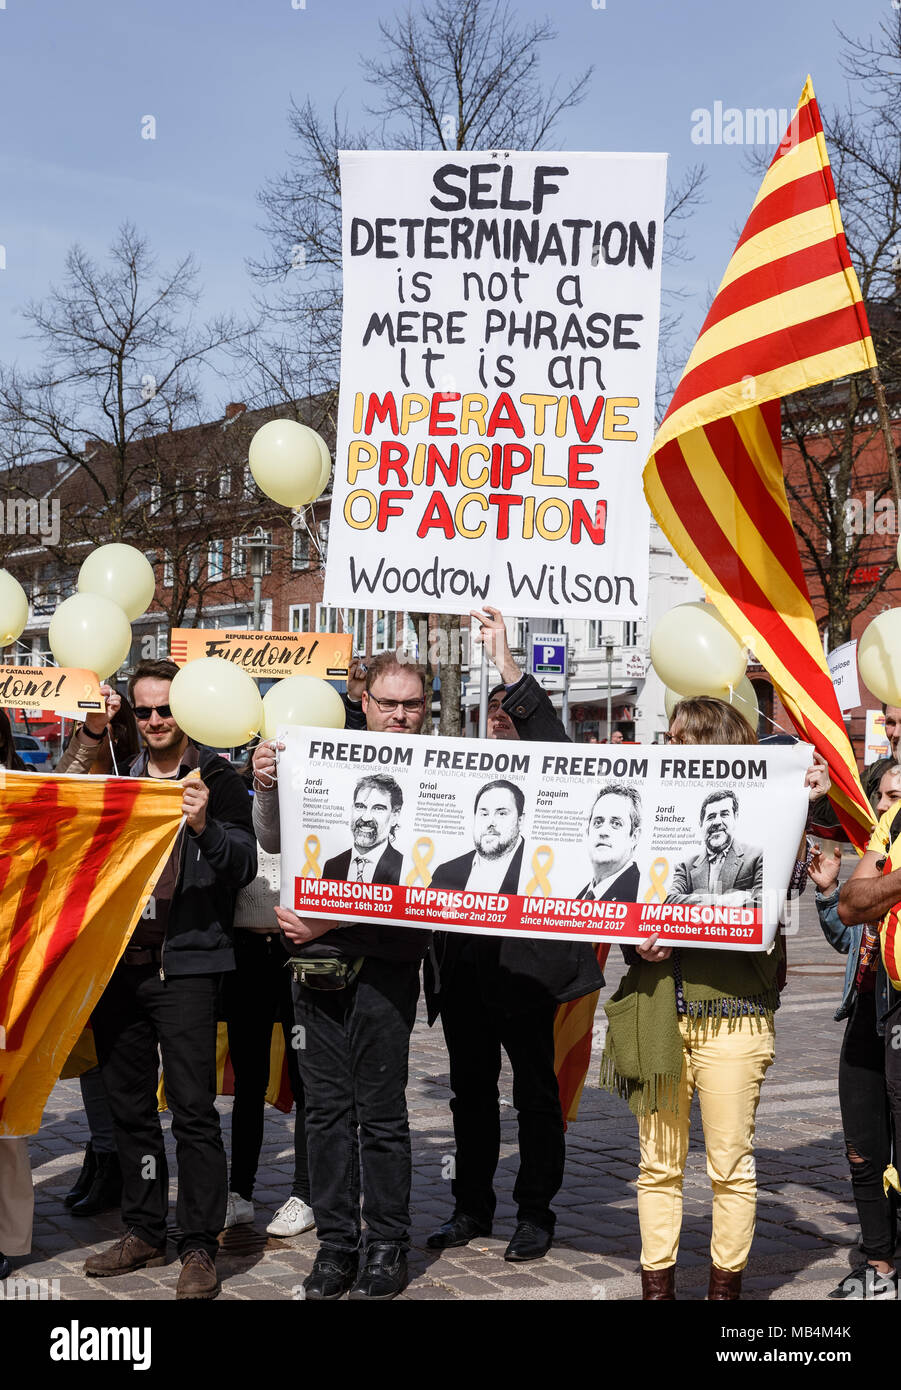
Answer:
[{"xmin": 869, "ymin": 364, "xmax": 901, "ymax": 508}]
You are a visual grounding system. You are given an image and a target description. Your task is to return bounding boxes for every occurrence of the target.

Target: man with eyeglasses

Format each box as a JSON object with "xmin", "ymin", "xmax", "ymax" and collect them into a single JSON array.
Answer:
[
  {"xmin": 62, "ymin": 660, "xmax": 256, "ymax": 1299},
  {"xmin": 252, "ymin": 651, "xmax": 429, "ymax": 1301}
]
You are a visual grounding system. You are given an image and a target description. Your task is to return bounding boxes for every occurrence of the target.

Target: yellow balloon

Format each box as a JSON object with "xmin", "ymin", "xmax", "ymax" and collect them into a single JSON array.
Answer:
[
  {"xmin": 858, "ymin": 610, "xmax": 901, "ymax": 706},
  {"xmin": 312, "ymin": 430, "xmax": 332, "ymax": 500},
  {"xmin": 651, "ymin": 602, "xmax": 746, "ymax": 697},
  {"xmin": 168, "ymin": 658, "xmax": 263, "ymax": 747},
  {"xmin": 0, "ymin": 569, "xmax": 29, "ymax": 647},
  {"xmin": 78, "ymin": 543, "xmax": 156, "ymax": 622},
  {"xmin": 248, "ymin": 419, "xmax": 323, "ymax": 508},
  {"xmin": 262, "ymin": 674, "xmax": 345, "ymax": 739},
  {"xmin": 48, "ymin": 593, "xmax": 133, "ymax": 680},
  {"xmin": 665, "ymin": 678, "xmax": 759, "ymax": 728}
]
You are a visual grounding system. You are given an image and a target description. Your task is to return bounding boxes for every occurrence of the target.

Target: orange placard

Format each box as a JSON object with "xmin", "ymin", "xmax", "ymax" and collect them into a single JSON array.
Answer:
[
  {"xmin": 0, "ymin": 666, "xmax": 104, "ymax": 714},
  {"xmin": 168, "ymin": 629, "xmax": 351, "ymax": 680}
]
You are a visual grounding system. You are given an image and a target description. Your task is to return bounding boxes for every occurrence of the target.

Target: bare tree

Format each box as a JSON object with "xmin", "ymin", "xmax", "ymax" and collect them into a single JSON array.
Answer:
[
  {"xmin": 781, "ymin": 15, "xmax": 901, "ymax": 648},
  {"xmin": 0, "ymin": 224, "xmax": 255, "ymax": 632}
]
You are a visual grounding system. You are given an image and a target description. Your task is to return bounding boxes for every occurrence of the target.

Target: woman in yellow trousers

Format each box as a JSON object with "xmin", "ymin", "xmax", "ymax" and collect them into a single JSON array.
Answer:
[{"xmin": 601, "ymin": 696, "xmax": 827, "ymax": 1301}]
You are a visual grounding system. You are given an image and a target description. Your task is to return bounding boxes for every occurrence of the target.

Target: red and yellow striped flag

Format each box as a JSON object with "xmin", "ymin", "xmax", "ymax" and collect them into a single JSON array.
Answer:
[
  {"xmin": 0, "ymin": 770, "xmax": 185, "ymax": 1136},
  {"xmin": 644, "ymin": 77, "xmax": 876, "ymax": 847},
  {"xmin": 554, "ymin": 943, "xmax": 610, "ymax": 1123}
]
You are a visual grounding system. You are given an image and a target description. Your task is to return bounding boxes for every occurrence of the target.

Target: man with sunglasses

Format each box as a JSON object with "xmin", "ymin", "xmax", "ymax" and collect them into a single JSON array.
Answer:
[
  {"xmin": 252, "ymin": 651, "xmax": 429, "ymax": 1301},
  {"xmin": 63, "ymin": 660, "xmax": 256, "ymax": 1299}
]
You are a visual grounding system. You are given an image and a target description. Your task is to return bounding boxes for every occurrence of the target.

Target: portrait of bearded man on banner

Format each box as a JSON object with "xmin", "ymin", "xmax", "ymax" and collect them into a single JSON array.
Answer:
[
  {"xmin": 321, "ymin": 772, "xmax": 404, "ymax": 886},
  {"xmin": 666, "ymin": 789, "xmax": 764, "ymax": 908},
  {"xmin": 430, "ymin": 779, "xmax": 526, "ymax": 894}
]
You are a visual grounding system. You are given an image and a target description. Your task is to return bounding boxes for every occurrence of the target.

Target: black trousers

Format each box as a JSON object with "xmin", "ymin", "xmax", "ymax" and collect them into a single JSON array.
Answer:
[
  {"xmin": 221, "ymin": 931, "xmax": 308, "ymax": 1203},
  {"xmin": 839, "ymin": 988, "xmax": 896, "ymax": 1263},
  {"xmin": 92, "ymin": 963, "xmax": 226, "ymax": 1258},
  {"xmin": 439, "ymin": 959, "xmax": 564, "ymax": 1232},
  {"xmin": 291, "ymin": 955, "xmax": 419, "ymax": 1254}
]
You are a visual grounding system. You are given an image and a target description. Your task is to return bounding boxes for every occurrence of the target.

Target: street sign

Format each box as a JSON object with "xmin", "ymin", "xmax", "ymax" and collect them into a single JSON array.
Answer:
[{"xmin": 530, "ymin": 633, "xmax": 567, "ymax": 691}]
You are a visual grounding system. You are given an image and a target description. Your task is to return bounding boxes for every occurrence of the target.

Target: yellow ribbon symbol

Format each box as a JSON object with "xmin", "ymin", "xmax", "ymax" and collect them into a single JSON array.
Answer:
[
  {"xmin": 405, "ymin": 837, "xmax": 435, "ymax": 887},
  {"xmin": 301, "ymin": 835, "xmax": 322, "ymax": 878},
  {"xmin": 525, "ymin": 845, "xmax": 554, "ymax": 897},
  {"xmin": 644, "ymin": 856, "xmax": 669, "ymax": 903}
]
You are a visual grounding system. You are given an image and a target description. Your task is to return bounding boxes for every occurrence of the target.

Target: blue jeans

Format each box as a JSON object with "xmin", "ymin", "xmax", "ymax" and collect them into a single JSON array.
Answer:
[{"xmin": 291, "ymin": 956, "xmax": 419, "ymax": 1253}]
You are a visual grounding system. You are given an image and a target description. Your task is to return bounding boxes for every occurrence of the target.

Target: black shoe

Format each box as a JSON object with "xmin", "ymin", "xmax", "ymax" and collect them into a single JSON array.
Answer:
[
  {"xmin": 71, "ymin": 1153, "xmax": 122, "ymax": 1218},
  {"xmin": 303, "ymin": 1248, "xmax": 358, "ymax": 1301},
  {"xmin": 64, "ymin": 1143, "xmax": 97, "ymax": 1208},
  {"xmin": 828, "ymin": 1264, "xmax": 898, "ymax": 1300},
  {"xmin": 348, "ymin": 1243, "xmax": 408, "ymax": 1300},
  {"xmin": 0, "ymin": 1253, "xmax": 9, "ymax": 1281},
  {"xmin": 504, "ymin": 1221, "xmax": 553, "ymax": 1262},
  {"xmin": 426, "ymin": 1213, "xmax": 492, "ymax": 1250}
]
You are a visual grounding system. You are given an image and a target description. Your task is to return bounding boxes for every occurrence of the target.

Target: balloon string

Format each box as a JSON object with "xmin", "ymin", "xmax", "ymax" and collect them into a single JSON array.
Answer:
[{"xmin": 727, "ymin": 683, "xmax": 799, "ymax": 740}]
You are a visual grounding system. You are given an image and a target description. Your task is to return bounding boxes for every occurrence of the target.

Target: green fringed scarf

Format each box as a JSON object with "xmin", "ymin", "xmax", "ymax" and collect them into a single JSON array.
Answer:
[{"xmin": 599, "ymin": 946, "xmax": 781, "ymax": 1119}]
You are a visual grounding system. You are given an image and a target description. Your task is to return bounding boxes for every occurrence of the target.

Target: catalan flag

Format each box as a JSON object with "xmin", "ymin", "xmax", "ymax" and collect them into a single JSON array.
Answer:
[
  {"xmin": 0, "ymin": 771, "xmax": 185, "ymax": 1137},
  {"xmin": 554, "ymin": 942, "xmax": 610, "ymax": 1123},
  {"xmin": 644, "ymin": 77, "xmax": 876, "ymax": 847}
]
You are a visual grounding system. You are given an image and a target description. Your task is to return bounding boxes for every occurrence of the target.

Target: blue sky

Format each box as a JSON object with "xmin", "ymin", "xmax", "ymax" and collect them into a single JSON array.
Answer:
[{"xmin": 0, "ymin": 0, "xmax": 887, "ymax": 409}]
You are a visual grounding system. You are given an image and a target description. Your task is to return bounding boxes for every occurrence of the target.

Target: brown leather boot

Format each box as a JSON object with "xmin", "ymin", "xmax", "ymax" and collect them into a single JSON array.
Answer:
[
  {"xmin": 708, "ymin": 1265, "xmax": 742, "ymax": 1300},
  {"xmin": 641, "ymin": 1266, "xmax": 676, "ymax": 1299},
  {"xmin": 176, "ymin": 1249, "xmax": 220, "ymax": 1300},
  {"xmin": 84, "ymin": 1232, "xmax": 166, "ymax": 1278}
]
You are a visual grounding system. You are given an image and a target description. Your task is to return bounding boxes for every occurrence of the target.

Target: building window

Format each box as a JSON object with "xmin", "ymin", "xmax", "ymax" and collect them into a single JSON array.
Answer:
[
  {"xmin": 346, "ymin": 608, "xmax": 367, "ymax": 655},
  {"xmin": 401, "ymin": 613, "xmax": 419, "ymax": 658},
  {"xmin": 316, "ymin": 604, "xmax": 340, "ymax": 633},
  {"xmin": 289, "ymin": 604, "xmax": 311, "ymax": 633},
  {"xmin": 219, "ymin": 469, "xmax": 231, "ymax": 499},
  {"xmin": 163, "ymin": 551, "xmax": 174, "ymax": 588},
  {"xmin": 292, "ymin": 527, "xmax": 309, "ymax": 570},
  {"xmin": 208, "ymin": 539, "xmax": 224, "ymax": 581},
  {"xmin": 231, "ymin": 537, "xmax": 246, "ymax": 577},
  {"xmin": 511, "ymin": 617, "xmax": 528, "ymax": 653},
  {"xmin": 588, "ymin": 619, "xmax": 638, "ymax": 648},
  {"xmin": 373, "ymin": 610, "xmax": 396, "ymax": 653},
  {"xmin": 543, "ymin": 618, "xmax": 564, "ymax": 635},
  {"xmin": 243, "ymin": 465, "xmax": 255, "ymax": 499},
  {"xmin": 317, "ymin": 519, "xmax": 329, "ymax": 561},
  {"xmin": 149, "ymin": 483, "xmax": 161, "ymax": 515},
  {"xmin": 622, "ymin": 620, "xmax": 638, "ymax": 647},
  {"xmin": 188, "ymin": 553, "xmax": 200, "ymax": 584}
]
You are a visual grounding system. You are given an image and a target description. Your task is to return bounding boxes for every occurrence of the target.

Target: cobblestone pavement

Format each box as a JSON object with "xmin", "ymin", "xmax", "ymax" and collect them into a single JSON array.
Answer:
[{"xmin": 12, "ymin": 878, "xmax": 882, "ymax": 1302}]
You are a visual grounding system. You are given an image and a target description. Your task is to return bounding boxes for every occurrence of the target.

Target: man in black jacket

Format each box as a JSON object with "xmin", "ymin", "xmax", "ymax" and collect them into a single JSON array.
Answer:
[
  {"xmin": 425, "ymin": 608, "xmax": 604, "ymax": 1262},
  {"xmin": 257, "ymin": 652, "xmax": 429, "ymax": 1301},
  {"xmin": 79, "ymin": 660, "xmax": 257, "ymax": 1300}
]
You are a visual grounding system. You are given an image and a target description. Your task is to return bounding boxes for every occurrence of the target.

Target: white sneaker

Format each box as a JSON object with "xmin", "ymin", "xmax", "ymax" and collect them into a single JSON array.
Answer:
[
  {"xmin": 266, "ymin": 1196, "xmax": 315, "ymax": 1237},
  {"xmin": 223, "ymin": 1191, "xmax": 255, "ymax": 1228}
]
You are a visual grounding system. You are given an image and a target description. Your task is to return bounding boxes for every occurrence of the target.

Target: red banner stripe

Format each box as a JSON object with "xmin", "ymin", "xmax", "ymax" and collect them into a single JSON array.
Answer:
[
  {"xmin": 695, "ymin": 240, "xmax": 856, "ymax": 341},
  {"xmin": 8, "ymin": 779, "xmax": 144, "ymax": 1047},
  {"xmin": 734, "ymin": 170, "xmax": 832, "ymax": 253},
  {"xmin": 666, "ymin": 303, "xmax": 867, "ymax": 428}
]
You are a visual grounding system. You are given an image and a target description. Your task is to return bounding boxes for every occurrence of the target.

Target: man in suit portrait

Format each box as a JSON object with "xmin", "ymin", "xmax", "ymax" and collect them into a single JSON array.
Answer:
[
  {"xmin": 577, "ymin": 783, "xmax": 642, "ymax": 903},
  {"xmin": 430, "ymin": 779, "xmax": 525, "ymax": 894},
  {"xmin": 322, "ymin": 773, "xmax": 404, "ymax": 886},
  {"xmin": 667, "ymin": 789, "xmax": 763, "ymax": 907}
]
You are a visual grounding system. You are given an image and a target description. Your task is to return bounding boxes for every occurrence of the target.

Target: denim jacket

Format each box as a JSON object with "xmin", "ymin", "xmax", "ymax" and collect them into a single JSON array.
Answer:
[{"xmin": 815, "ymin": 887, "xmax": 893, "ymax": 1036}]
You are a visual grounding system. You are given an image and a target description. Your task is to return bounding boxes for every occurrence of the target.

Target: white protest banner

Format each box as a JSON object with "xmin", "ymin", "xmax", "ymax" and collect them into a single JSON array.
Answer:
[
  {"xmin": 278, "ymin": 727, "xmax": 810, "ymax": 952},
  {"xmin": 864, "ymin": 708, "xmax": 890, "ymax": 765},
  {"xmin": 827, "ymin": 639, "xmax": 860, "ymax": 714},
  {"xmin": 325, "ymin": 150, "xmax": 666, "ymax": 618}
]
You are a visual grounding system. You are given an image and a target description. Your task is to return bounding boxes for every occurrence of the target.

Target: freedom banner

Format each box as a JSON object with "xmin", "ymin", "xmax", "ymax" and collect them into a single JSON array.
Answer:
[
  {"xmin": 169, "ymin": 629, "xmax": 352, "ymax": 680},
  {"xmin": 0, "ymin": 666, "xmax": 103, "ymax": 715},
  {"xmin": 325, "ymin": 150, "xmax": 666, "ymax": 618},
  {"xmin": 278, "ymin": 727, "xmax": 811, "ymax": 951}
]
